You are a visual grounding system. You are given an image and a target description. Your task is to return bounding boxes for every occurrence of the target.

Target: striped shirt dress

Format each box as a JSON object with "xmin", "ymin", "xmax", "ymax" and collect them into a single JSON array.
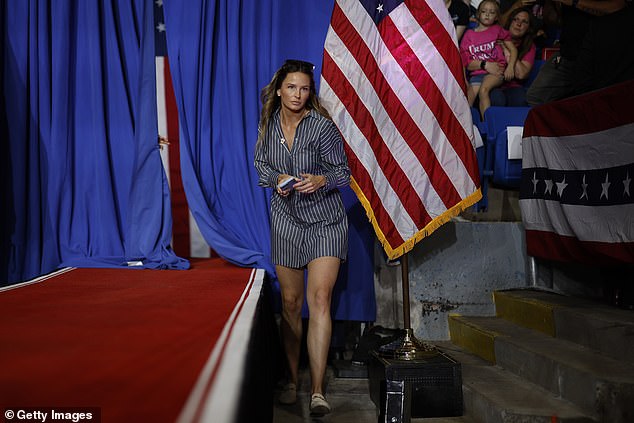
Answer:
[{"xmin": 254, "ymin": 108, "xmax": 351, "ymax": 268}]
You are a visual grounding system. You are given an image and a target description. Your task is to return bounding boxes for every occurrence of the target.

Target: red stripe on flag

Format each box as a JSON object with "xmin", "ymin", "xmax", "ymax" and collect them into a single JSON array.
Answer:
[
  {"xmin": 526, "ymin": 230, "xmax": 634, "ymax": 265},
  {"xmin": 380, "ymin": 15, "xmax": 479, "ymax": 183},
  {"xmin": 405, "ymin": 0, "xmax": 466, "ymax": 95},
  {"xmin": 323, "ymin": 51, "xmax": 431, "ymax": 230},
  {"xmin": 524, "ymin": 79, "xmax": 634, "ymax": 138},
  {"xmin": 344, "ymin": 148, "xmax": 406, "ymax": 248},
  {"xmin": 163, "ymin": 60, "xmax": 191, "ymax": 257},
  {"xmin": 328, "ymin": 4, "xmax": 462, "ymax": 209}
]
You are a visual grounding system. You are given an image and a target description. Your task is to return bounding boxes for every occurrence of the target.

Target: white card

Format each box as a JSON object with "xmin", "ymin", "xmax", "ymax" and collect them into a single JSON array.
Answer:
[{"xmin": 507, "ymin": 126, "xmax": 524, "ymax": 160}]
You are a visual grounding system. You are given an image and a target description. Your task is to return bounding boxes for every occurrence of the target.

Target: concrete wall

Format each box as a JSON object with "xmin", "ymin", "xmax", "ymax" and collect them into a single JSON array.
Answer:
[{"xmin": 373, "ymin": 221, "xmax": 529, "ymax": 341}]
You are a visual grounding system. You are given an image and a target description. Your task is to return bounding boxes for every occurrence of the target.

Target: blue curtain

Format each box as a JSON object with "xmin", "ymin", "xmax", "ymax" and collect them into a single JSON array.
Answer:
[
  {"xmin": 163, "ymin": 0, "xmax": 376, "ymax": 321},
  {"xmin": 0, "ymin": 0, "xmax": 188, "ymax": 285}
]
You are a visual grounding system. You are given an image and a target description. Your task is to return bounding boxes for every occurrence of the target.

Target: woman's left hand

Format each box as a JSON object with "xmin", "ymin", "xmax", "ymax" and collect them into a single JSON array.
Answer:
[{"xmin": 294, "ymin": 173, "xmax": 326, "ymax": 194}]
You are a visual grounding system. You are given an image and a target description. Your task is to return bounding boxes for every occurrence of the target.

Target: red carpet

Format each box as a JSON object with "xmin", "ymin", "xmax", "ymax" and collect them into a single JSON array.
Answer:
[{"xmin": 0, "ymin": 258, "xmax": 258, "ymax": 422}]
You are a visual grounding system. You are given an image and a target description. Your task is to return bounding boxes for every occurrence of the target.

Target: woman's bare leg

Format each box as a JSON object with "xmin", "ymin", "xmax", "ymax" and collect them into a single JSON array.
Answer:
[
  {"xmin": 276, "ymin": 264, "xmax": 305, "ymax": 386},
  {"xmin": 305, "ymin": 256, "xmax": 340, "ymax": 395}
]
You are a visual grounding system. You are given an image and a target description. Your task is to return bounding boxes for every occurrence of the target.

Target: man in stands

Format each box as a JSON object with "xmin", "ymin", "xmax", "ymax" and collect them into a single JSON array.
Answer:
[{"xmin": 526, "ymin": 0, "xmax": 633, "ymax": 105}]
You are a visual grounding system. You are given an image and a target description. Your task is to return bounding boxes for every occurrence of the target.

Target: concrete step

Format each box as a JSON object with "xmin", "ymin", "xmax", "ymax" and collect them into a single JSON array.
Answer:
[
  {"xmin": 494, "ymin": 289, "xmax": 634, "ymax": 364},
  {"xmin": 435, "ymin": 342, "xmax": 595, "ymax": 423},
  {"xmin": 448, "ymin": 316, "xmax": 634, "ymax": 422}
]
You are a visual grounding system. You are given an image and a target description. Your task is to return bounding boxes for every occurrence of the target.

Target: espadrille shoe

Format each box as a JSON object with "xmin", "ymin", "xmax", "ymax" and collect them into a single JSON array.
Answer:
[
  {"xmin": 309, "ymin": 393, "xmax": 331, "ymax": 415},
  {"xmin": 278, "ymin": 382, "xmax": 297, "ymax": 405}
]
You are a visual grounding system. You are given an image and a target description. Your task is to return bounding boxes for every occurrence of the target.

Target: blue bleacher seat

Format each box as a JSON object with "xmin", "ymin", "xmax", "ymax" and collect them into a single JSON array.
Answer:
[
  {"xmin": 471, "ymin": 106, "xmax": 486, "ymax": 135},
  {"xmin": 471, "ymin": 107, "xmax": 489, "ymax": 211},
  {"xmin": 526, "ymin": 59, "xmax": 544, "ymax": 87},
  {"xmin": 482, "ymin": 106, "xmax": 531, "ymax": 188}
]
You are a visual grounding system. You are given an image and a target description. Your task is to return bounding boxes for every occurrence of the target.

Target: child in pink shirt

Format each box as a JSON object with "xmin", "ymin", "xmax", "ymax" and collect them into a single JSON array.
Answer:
[{"xmin": 460, "ymin": 0, "xmax": 518, "ymax": 118}]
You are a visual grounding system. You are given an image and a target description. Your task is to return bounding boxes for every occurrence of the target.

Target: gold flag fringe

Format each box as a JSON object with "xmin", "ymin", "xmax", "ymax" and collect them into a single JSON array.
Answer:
[{"xmin": 349, "ymin": 177, "xmax": 483, "ymax": 260}]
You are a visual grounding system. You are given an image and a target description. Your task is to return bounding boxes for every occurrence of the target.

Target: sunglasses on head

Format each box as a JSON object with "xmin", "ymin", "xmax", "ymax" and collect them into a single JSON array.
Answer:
[{"xmin": 284, "ymin": 59, "xmax": 315, "ymax": 71}]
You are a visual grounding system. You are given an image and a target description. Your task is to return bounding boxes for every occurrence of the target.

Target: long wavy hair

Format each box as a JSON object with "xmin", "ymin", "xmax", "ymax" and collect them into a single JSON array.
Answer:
[
  {"xmin": 505, "ymin": 8, "xmax": 536, "ymax": 60},
  {"xmin": 257, "ymin": 59, "xmax": 331, "ymax": 144}
]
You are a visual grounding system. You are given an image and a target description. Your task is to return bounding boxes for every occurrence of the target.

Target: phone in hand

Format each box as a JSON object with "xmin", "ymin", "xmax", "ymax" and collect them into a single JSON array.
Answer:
[{"xmin": 277, "ymin": 176, "xmax": 299, "ymax": 191}]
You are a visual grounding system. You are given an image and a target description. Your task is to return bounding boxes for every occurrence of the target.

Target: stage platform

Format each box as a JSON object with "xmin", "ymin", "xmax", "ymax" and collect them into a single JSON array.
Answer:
[{"xmin": 0, "ymin": 258, "xmax": 277, "ymax": 423}]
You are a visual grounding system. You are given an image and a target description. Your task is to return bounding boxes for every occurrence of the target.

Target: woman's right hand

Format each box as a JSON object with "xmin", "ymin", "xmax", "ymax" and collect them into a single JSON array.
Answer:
[{"xmin": 277, "ymin": 174, "xmax": 295, "ymax": 197}]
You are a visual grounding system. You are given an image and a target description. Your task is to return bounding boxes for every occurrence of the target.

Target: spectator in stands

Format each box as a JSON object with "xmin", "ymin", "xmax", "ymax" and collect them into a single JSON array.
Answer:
[
  {"xmin": 526, "ymin": 0, "xmax": 628, "ymax": 105},
  {"xmin": 460, "ymin": 0, "xmax": 518, "ymax": 118},
  {"xmin": 499, "ymin": 0, "xmax": 557, "ymax": 48},
  {"xmin": 500, "ymin": 0, "xmax": 539, "ymax": 24},
  {"xmin": 490, "ymin": 8, "xmax": 537, "ymax": 106},
  {"xmin": 446, "ymin": 0, "xmax": 471, "ymax": 41},
  {"xmin": 571, "ymin": 0, "xmax": 634, "ymax": 94}
]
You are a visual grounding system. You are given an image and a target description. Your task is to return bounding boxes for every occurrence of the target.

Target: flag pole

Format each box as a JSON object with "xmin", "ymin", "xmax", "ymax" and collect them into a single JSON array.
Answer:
[{"xmin": 379, "ymin": 253, "xmax": 438, "ymax": 360}]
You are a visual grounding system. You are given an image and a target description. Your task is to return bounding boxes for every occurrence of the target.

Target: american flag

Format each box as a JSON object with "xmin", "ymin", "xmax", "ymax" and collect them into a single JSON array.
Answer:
[
  {"xmin": 319, "ymin": 0, "xmax": 481, "ymax": 260},
  {"xmin": 155, "ymin": 0, "xmax": 212, "ymax": 258},
  {"xmin": 519, "ymin": 80, "xmax": 634, "ymax": 264}
]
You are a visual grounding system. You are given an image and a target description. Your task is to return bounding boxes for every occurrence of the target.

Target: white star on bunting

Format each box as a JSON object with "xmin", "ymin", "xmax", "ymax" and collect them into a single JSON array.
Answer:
[
  {"xmin": 556, "ymin": 176, "xmax": 568, "ymax": 197},
  {"xmin": 544, "ymin": 179, "xmax": 554, "ymax": 195},
  {"xmin": 600, "ymin": 173, "xmax": 611, "ymax": 200},
  {"xmin": 580, "ymin": 174, "xmax": 588, "ymax": 200}
]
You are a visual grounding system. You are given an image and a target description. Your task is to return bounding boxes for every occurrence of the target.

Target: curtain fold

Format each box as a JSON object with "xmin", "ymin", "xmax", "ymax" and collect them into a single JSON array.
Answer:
[
  {"xmin": 162, "ymin": 0, "xmax": 276, "ymax": 275},
  {"xmin": 163, "ymin": 0, "xmax": 376, "ymax": 321},
  {"xmin": 1, "ymin": 0, "xmax": 188, "ymax": 285}
]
